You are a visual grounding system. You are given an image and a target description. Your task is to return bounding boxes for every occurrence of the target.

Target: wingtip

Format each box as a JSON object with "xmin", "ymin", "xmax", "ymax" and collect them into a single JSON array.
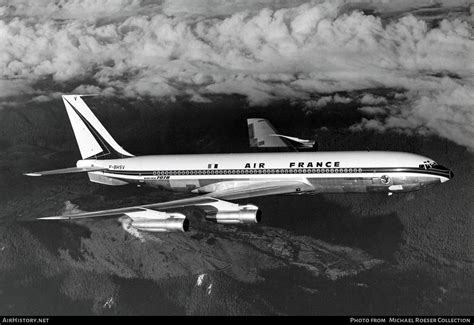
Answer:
[{"xmin": 24, "ymin": 173, "xmax": 41, "ymax": 177}]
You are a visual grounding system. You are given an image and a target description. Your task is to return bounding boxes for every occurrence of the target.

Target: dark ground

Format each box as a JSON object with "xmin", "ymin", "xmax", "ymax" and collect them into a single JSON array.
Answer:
[{"xmin": 0, "ymin": 94, "xmax": 472, "ymax": 315}]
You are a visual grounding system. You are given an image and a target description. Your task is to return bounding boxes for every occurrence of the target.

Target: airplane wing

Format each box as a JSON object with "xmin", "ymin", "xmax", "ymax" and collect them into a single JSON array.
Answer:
[
  {"xmin": 40, "ymin": 179, "xmax": 314, "ymax": 220},
  {"xmin": 40, "ymin": 196, "xmax": 219, "ymax": 220}
]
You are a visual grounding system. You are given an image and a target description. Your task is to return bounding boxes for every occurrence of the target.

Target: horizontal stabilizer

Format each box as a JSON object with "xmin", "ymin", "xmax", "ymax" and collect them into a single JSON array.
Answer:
[
  {"xmin": 24, "ymin": 166, "xmax": 107, "ymax": 177},
  {"xmin": 270, "ymin": 134, "xmax": 309, "ymax": 144}
]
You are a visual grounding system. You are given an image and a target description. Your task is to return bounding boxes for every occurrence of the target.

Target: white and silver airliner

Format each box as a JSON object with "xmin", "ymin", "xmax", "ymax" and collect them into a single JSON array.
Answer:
[{"xmin": 25, "ymin": 95, "xmax": 454, "ymax": 233}]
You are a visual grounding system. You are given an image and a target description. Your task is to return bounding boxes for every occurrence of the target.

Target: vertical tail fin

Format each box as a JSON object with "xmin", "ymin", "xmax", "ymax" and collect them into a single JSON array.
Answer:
[
  {"xmin": 62, "ymin": 95, "xmax": 134, "ymax": 159},
  {"xmin": 247, "ymin": 118, "xmax": 296, "ymax": 151}
]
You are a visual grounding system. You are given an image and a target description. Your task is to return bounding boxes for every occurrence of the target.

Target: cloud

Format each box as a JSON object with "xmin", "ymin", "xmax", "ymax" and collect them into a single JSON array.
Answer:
[
  {"xmin": 305, "ymin": 96, "xmax": 333, "ymax": 110},
  {"xmin": 359, "ymin": 94, "xmax": 388, "ymax": 106},
  {"xmin": 358, "ymin": 106, "xmax": 386, "ymax": 115},
  {"xmin": 350, "ymin": 78, "xmax": 474, "ymax": 148},
  {"xmin": 0, "ymin": 0, "xmax": 148, "ymax": 21},
  {"xmin": 0, "ymin": 0, "xmax": 473, "ymax": 148},
  {"xmin": 304, "ymin": 94, "xmax": 353, "ymax": 110},
  {"xmin": 31, "ymin": 94, "xmax": 51, "ymax": 102},
  {"xmin": 333, "ymin": 94, "xmax": 351, "ymax": 104}
]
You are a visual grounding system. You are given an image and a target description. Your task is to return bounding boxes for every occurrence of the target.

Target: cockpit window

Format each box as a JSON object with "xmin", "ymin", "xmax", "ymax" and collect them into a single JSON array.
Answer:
[{"xmin": 419, "ymin": 161, "xmax": 438, "ymax": 169}]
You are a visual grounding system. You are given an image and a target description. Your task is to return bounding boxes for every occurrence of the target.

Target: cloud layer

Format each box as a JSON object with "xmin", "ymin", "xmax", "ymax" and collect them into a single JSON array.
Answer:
[{"xmin": 0, "ymin": 0, "xmax": 473, "ymax": 148}]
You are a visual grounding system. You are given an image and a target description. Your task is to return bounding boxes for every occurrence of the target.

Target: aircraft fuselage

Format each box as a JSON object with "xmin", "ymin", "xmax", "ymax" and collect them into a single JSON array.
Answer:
[{"xmin": 79, "ymin": 151, "xmax": 453, "ymax": 197}]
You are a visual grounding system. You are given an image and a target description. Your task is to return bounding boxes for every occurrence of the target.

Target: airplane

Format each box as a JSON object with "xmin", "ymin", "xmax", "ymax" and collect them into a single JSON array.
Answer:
[
  {"xmin": 247, "ymin": 118, "xmax": 318, "ymax": 151},
  {"xmin": 24, "ymin": 95, "xmax": 454, "ymax": 233}
]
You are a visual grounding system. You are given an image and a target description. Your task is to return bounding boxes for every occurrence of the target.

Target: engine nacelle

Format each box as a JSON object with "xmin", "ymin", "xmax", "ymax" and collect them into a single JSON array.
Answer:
[
  {"xmin": 124, "ymin": 210, "xmax": 189, "ymax": 232},
  {"xmin": 205, "ymin": 204, "xmax": 262, "ymax": 224}
]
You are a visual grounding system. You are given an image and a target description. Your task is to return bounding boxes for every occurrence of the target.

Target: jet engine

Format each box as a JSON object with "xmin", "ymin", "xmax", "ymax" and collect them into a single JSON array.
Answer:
[
  {"xmin": 204, "ymin": 204, "xmax": 262, "ymax": 224},
  {"xmin": 123, "ymin": 210, "xmax": 189, "ymax": 232}
]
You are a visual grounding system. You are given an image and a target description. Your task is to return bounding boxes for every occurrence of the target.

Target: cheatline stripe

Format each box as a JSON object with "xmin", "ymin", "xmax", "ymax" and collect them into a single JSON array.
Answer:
[{"xmin": 98, "ymin": 167, "xmax": 450, "ymax": 178}]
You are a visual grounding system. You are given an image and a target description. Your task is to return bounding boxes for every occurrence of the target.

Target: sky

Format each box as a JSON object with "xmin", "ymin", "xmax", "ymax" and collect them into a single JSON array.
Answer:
[{"xmin": 0, "ymin": 0, "xmax": 473, "ymax": 149}]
